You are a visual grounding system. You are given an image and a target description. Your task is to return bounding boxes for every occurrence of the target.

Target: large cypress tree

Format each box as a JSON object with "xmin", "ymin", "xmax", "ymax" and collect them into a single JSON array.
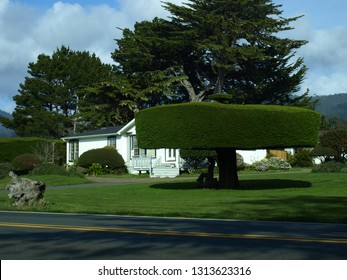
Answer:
[
  {"xmin": 113, "ymin": 0, "xmax": 313, "ymax": 107},
  {"xmin": 77, "ymin": 73, "xmax": 138, "ymax": 131}
]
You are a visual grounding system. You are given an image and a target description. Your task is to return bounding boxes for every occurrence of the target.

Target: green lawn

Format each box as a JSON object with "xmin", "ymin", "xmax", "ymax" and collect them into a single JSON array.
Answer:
[
  {"xmin": 0, "ymin": 171, "xmax": 346, "ymax": 223},
  {"xmin": 0, "ymin": 174, "xmax": 90, "ymax": 189}
]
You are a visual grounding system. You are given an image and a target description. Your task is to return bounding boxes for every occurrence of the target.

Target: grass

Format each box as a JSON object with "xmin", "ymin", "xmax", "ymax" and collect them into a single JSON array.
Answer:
[
  {"xmin": 0, "ymin": 174, "xmax": 89, "ymax": 189},
  {"xmin": 0, "ymin": 170, "xmax": 346, "ymax": 223}
]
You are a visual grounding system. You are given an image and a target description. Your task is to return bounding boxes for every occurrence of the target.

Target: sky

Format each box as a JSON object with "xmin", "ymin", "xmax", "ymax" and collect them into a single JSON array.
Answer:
[{"xmin": 1, "ymin": 0, "xmax": 347, "ymax": 114}]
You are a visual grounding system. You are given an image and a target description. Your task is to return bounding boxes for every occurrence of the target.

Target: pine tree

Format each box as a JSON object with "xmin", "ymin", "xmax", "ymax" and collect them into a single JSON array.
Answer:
[
  {"xmin": 77, "ymin": 72, "xmax": 138, "ymax": 130},
  {"xmin": 1, "ymin": 46, "xmax": 113, "ymax": 138}
]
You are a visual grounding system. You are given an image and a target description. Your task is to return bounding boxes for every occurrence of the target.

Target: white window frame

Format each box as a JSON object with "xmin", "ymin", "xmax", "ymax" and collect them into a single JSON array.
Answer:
[
  {"xmin": 69, "ymin": 140, "xmax": 79, "ymax": 162},
  {"xmin": 165, "ymin": 149, "xmax": 176, "ymax": 162},
  {"xmin": 107, "ymin": 136, "xmax": 117, "ymax": 149}
]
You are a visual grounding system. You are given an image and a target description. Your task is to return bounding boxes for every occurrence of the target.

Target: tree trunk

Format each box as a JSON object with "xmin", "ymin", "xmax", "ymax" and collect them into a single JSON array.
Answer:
[{"xmin": 216, "ymin": 148, "xmax": 240, "ymax": 189}]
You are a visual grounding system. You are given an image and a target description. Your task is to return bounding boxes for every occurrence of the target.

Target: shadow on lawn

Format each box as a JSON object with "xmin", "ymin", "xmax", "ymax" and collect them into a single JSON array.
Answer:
[
  {"xmin": 150, "ymin": 179, "xmax": 311, "ymax": 190},
  {"xmin": 218, "ymin": 195, "xmax": 347, "ymax": 224}
]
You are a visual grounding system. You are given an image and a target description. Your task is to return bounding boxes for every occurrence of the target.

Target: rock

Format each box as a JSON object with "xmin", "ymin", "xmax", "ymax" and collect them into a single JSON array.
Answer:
[{"xmin": 6, "ymin": 171, "xmax": 46, "ymax": 207}]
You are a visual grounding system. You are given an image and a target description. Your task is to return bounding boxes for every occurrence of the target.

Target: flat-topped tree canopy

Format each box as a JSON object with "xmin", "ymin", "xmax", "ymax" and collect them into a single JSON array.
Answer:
[
  {"xmin": 135, "ymin": 102, "xmax": 321, "ymax": 150},
  {"xmin": 135, "ymin": 103, "xmax": 320, "ymax": 189}
]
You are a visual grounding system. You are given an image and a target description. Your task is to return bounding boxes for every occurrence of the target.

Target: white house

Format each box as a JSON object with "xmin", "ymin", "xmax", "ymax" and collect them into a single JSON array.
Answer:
[{"xmin": 62, "ymin": 119, "xmax": 268, "ymax": 178}]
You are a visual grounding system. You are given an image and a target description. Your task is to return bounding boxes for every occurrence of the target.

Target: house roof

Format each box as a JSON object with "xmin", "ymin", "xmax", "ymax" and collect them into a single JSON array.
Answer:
[
  {"xmin": 61, "ymin": 119, "xmax": 136, "ymax": 140},
  {"xmin": 62, "ymin": 125, "xmax": 125, "ymax": 140}
]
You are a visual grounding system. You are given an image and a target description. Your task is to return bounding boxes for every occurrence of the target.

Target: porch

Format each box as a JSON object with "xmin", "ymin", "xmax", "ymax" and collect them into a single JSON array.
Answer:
[{"xmin": 127, "ymin": 156, "xmax": 180, "ymax": 178}]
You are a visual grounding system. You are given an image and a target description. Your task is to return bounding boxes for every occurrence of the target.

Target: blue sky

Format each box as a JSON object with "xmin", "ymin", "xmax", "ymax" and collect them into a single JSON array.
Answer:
[{"xmin": 1, "ymin": 0, "xmax": 347, "ymax": 113}]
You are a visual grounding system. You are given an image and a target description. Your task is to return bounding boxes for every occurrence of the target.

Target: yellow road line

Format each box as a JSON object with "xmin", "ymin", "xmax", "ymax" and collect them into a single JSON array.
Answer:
[{"xmin": 1, "ymin": 222, "xmax": 347, "ymax": 244}]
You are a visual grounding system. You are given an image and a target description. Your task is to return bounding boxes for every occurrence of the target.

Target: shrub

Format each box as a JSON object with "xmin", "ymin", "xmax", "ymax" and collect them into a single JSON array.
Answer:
[
  {"xmin": 77, "ymin": 147, "xmax": 125, "ymax": 173},
  {"xmin": 310, "ymin": 146, "xmax": 336, "ymax": 163},
  {"xmin": 312, "ymin": 161, "xmax": 347, "ymax": 173},
  {"xmin": 0, "ymin": 162, "xmax": 12, "ymax": 179},
  {"xmin": 236, "ymin": 153, "xmax": 245, "ymax": 171},
  {"xmin": 289, "ymin": 149, "xmax": 314, "ymax": 167},
  {"xmin": 30, "ymin": 162, "xmax": 83, "ymax": 177},
  {"xmin": 87, "ymin": 163, "xmax": 108, "ymax": 176},
  {"xmin": 252, "ymin": 157, "xmax": 291, "ymax": 172},
  {"xmin": 11, "ymin": 153, "xmax": 41, "ymax": 174}
]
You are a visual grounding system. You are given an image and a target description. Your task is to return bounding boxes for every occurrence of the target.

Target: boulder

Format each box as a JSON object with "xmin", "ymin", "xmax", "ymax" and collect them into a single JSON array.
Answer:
[{"xmin": 6, "ymin": 171, "xmax": 46, "ymax": 207}]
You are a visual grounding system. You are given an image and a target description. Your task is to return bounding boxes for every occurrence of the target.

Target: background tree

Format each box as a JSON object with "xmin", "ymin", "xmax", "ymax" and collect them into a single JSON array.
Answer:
[
  {"xmin": 312, "ymin": 116, "xmax": 347, "ymax": 162},
  {"xmin": 77, "ymin": 72, "xmax": 140, "ymax": 131},
  {"xmin": 317, "ymin": 130, "xmax": 347, "ymax": 163},
  {"xmin": 0, "ymin": 46, "xmax": 113, "ymax": 138},
  {"xmin": 113, "ymin": 0, "xmax": 313, "ymax": 107}
]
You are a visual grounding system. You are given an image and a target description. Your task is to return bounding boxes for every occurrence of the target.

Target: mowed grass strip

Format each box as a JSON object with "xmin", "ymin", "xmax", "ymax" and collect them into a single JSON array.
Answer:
[{"xmin": 0, "ymin": 172, "xmax": 346, "ymax": 223}]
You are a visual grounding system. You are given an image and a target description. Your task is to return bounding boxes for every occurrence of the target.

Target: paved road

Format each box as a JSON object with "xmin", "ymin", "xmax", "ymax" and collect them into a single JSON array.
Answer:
[{"xmin": 0, "ymin": 211, "xmax": 346, "ymax": 260}]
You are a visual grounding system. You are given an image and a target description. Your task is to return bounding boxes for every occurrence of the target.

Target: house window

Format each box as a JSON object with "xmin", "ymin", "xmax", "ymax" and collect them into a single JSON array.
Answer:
[
  {"xmin": 69, "ymin": 140, "xmax": 79, "ymax": 162},
  {"xmin": 146, "ymin": 149, "xmax": 156, "ymax": 158},
  {"xmin": 166, "ymin": 149, "xmax": 176, "ymax": 162},
  {"xmin": 130, "ymin": 136, "xmax": 155, "ymax": 158},
  {"xmin": 131, "ymin": 135, "xmax": 139, "ymax": 157},
  {"xmin": 107, "ymin": 136, "xmax": 116, "ymax": 149}
]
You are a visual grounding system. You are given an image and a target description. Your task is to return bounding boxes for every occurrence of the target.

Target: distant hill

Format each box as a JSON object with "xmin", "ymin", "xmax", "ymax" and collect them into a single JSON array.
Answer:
[
  {"xmin": 0, "ymin": 110, "xmax": 16, "ymax": 137},
  {"xmin": 314, "ymin": 93, "xmax": 347, "ymax": 120}
]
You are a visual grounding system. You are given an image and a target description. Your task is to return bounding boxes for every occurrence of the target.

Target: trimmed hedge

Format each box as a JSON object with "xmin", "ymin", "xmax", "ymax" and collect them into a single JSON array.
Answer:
[
  {"xmin": 77, "ymin": 148, "xmax": 125, "ymax": 170},
  {"xmin": 0, "ymin": 138, "xmax": 65, "ymax": 163},
  {"xmin": 135, "ymin": 103, "xmax": 321, "ymax": 150}
]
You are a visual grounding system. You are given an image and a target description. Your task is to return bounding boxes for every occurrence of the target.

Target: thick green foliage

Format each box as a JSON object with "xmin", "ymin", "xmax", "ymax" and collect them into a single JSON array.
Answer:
[
  {"xmin": 0, "ymin": 138, "xmax": 42, "ymax": 162},
  {"xmin": 11, "ymin": 153, "xmax": 42, "ymax": 174},
  {"xmin": 319, "ymin": 130, "xmax": 347, "ymax": 163},
  {"xmin": 0, "ymin": 162, "xmax": 12, "ymax": 179},
  {"xmin": 310, "ymin": 145, "xmax": 336, "ymax": 163},
  {"xmin": 77, "ymin": 148, "xmax": 125, "ymax": 170},
  {"xmin": 312, "ymin": 161, "xmax": 347, "ymax": 173},
  {"xmin": 136, "ymin": 103, "xmax": 321, "ymax": 150},
  {"xmin": 2, "ymin": 46, "xmax": 114, "ymax": 138},
  {"xmin": 113, "ymin": 0, "xmax": 312, "ymax": 108},
  {"xmin": 288, "ymin": 149, "xmax": 314, "ymax": 167},
  {"xmin": 0, "ymin": 138, "xmax": 65, "ymax": 163},
  {"xmin": 30, "ymin": 163, "xmax": 82, "ymax": 177}
]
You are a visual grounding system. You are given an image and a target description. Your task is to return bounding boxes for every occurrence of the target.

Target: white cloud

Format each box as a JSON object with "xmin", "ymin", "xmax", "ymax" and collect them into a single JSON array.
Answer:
[
  {"xmin": 1, "ymin": 0, "xmax": 346, "ymax": 113},
  {"xmin": 32, "ymin": 2, "xmax": 126, "ymax": 64},
  {"xmin": 302, "ymin": 26, "xmax": 347, "ymax": 70},
  {"xmin": 287, "ymin": 16, "xmax": 347, "ymax": 95},
  {"xmin": 302, "ymin": 73, "xmax": 347, "ymax": 96},
  {"xmin": 0, "ymin": 0, "xmax": 183, "ymax": 112}
]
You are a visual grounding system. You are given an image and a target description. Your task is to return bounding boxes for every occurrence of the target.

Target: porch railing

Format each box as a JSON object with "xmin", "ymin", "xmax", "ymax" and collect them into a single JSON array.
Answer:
[{"xmin": 131, "ymin": 156, "xmax": 153, "ymax": 171}]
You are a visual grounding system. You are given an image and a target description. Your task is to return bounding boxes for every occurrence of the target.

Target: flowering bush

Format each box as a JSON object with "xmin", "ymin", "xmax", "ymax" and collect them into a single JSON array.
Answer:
[
  {"xmin": 252, "ymin": 157, "xmax": 292, "ymax": 172},
  {"xmin": 88, "ymin": 163, "xmax": 107, "ymax": 176}
]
